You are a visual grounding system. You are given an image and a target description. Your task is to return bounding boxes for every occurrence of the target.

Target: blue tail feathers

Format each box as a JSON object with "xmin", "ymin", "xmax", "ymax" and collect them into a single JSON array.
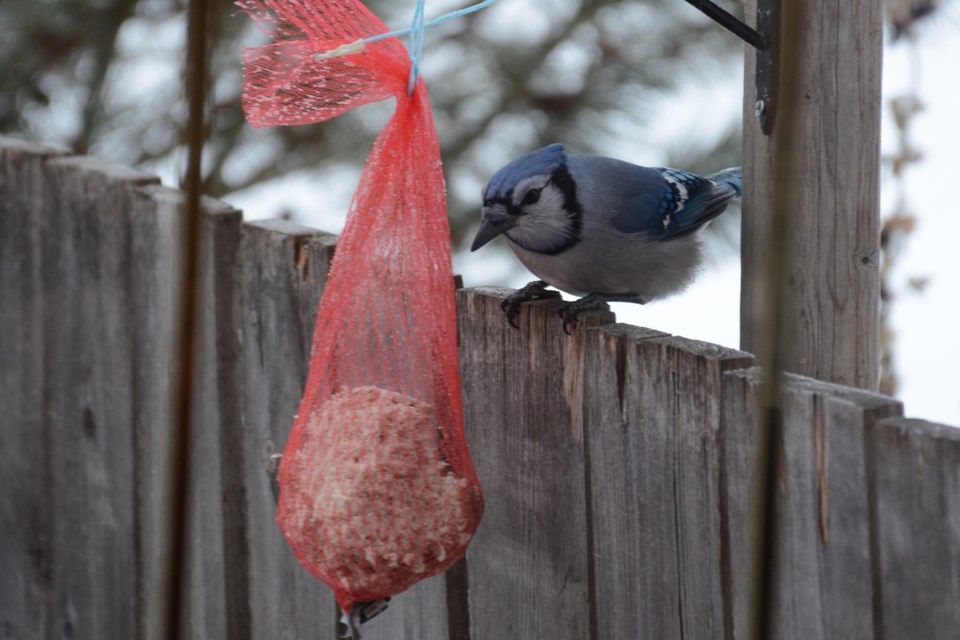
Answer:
[{"xmin": 707, "ymin": 167, "xmax": 742, "ymax": 197}]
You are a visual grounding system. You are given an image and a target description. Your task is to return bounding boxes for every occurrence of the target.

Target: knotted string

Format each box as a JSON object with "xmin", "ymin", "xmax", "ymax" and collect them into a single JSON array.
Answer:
[
  {"xmin": 315, "ymin": 0, "xmax": 499, "ymax": 94},
  {"xmin": 407, "ymin": 0, "xmax": 427, "ymax": 94}
]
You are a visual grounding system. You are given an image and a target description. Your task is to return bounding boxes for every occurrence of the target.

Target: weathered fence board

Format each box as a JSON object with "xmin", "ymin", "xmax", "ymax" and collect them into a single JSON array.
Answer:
[
  {"xmin": 42, "ymin": 154, "xmax": 159, "ymax": 639},
  {"xmin": 181, "ymin": 195, "xmax": 248, "ymax": 640},
  {"xmin": 199, "ymin": 196, "xmax": 248, "ymax": 640},
  {"xmin": 237, "ymin": 220, "xmax": 338, "ymax": 639},
  {"xmin": 583, "ymin": 326, "xmax": 753, "ymax": 639},
  {"xmin": 127, "ymin": 184, "xmax": 185, "ymax": 640},
  {"xmin": 658, "ymin": 336, "xmax": 756, "ymax": 637},
  {"xmin": 720, "ymin": 371, "xmax": 907, "ymax": 640},
  {"xmin": 0, "ymin": 138, "xmax": 67, "ymax": 640},
  {"xmin": 2, "ymin": 136, "xmax": 958, "ymax": 640},
  {"xmin": 769, "ymin": 376, "xmax": 902, "ymax": 639},
  {"xmin": 458, "ymin": 287, "xmax": 613, "ymax": 640},
  {"xmin": 720, "ymin": 367, "xmax": 764, "ymax": 640},
  {"xmin": 868, "ymin": 418, "xmax": 960, "ymax": 638}
]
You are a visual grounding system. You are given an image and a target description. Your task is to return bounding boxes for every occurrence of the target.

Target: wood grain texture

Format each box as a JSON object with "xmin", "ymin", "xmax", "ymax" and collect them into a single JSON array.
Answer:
[
  {"xmin": 741, "ymin": 0, "xmax": 883, "ymax": 390},
  {"xmin": 719, "ymin": 367, "xmax": 764, "ymax": 640},
  {"xmin": 4, "ymin": 138, "xmax": 960, "ymax": 640},
  {"xmin": 867, "ymin": 418, "xmax": 960, "ymax": 639},
  {"xmin": 126, "ymin": 184, "xmax": 186, "ymax": 640},
  {"xmin": 42, "ymin": 154, "xmax": 159, "ymax": 639},
  {"xmin": 583, "ymin": 325, "xmax": 753, "ymax": 639},
  {"xmin": 198, "ymin": 197, "xmax": 250, "ymax": 640},
  {"xmin": 180, "ymin": 196, "xmax": 246, "ymax": 639},
  {"xmin": 0, "ymin": 137, "xmax": 67, "ymax": 640},
  {"xmin": 457, "ymin": 287, "xmax": 613, "ymax": 640},
  {"xmin": 361, "ymin": 574, "xmax": 450, "ymax": 640},
  {"xmin": 767, "ymin": 375, "xmax": 901, "ymax": 639},
  {"xmin": 237, "ymin": 220, "xmax": 339, "ymax": 638}
]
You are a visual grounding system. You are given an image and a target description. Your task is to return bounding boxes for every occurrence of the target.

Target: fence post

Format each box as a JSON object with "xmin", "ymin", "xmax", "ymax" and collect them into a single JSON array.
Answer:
[{"xmin": 741, "ymin": 0, "xmax": 883, "ymax": 391}]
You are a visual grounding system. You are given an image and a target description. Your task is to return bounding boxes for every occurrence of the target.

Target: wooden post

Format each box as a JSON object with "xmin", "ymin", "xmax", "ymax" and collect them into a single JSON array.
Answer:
[{"xmin": 741, "ymin": 0, "xmax": 883, "ymax": 391}]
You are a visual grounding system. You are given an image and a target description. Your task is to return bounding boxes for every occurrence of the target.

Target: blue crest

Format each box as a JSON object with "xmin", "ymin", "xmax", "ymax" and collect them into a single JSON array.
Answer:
[{"xmin": 484, "ymin": 143, "xmax": 568, "ymax": 202}]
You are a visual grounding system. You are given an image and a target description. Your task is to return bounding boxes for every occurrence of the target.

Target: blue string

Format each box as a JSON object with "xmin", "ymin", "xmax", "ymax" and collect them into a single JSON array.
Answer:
[
  {"xmin": 407, "ymin": 0, "xmax": 427, "ymax": 94},
  {"xmin": 362, "ymin": 0, "xmax": 499, "ymax": 44},
  {"xmin": 316, "ymin": 0, "xmax": 500, "ymax": 91}
]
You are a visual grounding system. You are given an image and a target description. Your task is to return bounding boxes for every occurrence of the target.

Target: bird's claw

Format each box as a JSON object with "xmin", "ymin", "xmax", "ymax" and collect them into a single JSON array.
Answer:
[
  {"xmin": 501, "ymin": 280, "xmax": 561, "ymax": 328},
  {"xmin": 559, "ymin": 297, "xmax": 612, "ymax": 335}
]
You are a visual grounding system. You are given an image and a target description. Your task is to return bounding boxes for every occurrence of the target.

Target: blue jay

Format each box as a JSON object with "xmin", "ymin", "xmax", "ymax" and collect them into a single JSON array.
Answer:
[{"xmin": 470, "ymin": 143, "xmax": 742, "ymax": 331}]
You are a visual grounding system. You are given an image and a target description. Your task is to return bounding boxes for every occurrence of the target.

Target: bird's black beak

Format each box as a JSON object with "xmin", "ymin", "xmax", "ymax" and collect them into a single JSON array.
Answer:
[{"xmin": 470, "ymin": 214, "xmax": 517, "ymax": 251}]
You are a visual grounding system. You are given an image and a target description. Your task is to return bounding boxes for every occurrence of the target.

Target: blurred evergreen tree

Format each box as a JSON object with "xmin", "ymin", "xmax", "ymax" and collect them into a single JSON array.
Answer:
[{"xmin": 1, "ymin": 0, "xmax": 744, "ymax": 245}]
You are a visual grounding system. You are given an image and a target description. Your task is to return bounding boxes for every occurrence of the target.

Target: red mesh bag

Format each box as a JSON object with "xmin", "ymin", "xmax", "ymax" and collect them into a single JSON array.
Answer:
[{"xmin": 238, "ymin": 0, "xmax": 484, "ymax": 613}]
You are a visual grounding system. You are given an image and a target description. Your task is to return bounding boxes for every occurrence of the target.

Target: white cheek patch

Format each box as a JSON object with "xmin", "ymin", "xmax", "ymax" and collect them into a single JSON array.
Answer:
[
  {"xmin": 529, "ymin": 183, "xmax": 566, "ymax": 216},
  {"xmin": 511, "ymin": 176, "xmax": 549, "ymax": 207},
  {"xmin": 507, "ymin": 183, "xmax": 578, "ymax": 252}
]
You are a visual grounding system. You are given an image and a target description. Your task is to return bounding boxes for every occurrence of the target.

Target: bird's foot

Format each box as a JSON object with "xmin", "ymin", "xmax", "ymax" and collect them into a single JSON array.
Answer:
[
  {"xmin": 559, "ymin": 293, "xmax": 647, "ymax": 334},
  {"xmin": 559, "ymin": 296, "xmax": 611, "ymax": 334},
  {"xmin": 501, "ymin": 280, "xmax": 562, "ymax": 328}
]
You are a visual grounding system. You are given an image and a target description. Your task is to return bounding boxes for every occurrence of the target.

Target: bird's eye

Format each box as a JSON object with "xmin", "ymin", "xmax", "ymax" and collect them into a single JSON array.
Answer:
[{"xmin": 522, "ymin": 188, "xmax": 542, "ymax": 206}]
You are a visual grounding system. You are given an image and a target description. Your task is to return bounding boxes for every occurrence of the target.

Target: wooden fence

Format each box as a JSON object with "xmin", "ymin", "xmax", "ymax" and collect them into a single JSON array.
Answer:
[{"xmin": 1, "ymin": 135, "xmax": 958, "ymax": 639}]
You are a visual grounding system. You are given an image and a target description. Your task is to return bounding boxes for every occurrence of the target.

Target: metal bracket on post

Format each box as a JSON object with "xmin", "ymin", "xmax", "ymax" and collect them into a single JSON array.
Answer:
[
  {"xmin": 754, "ymin": 0, "xmax": 778, "ymax": 134},
  {"xmin": 682, "ymin": 0, "xmax": 777, "ymax": 134}
]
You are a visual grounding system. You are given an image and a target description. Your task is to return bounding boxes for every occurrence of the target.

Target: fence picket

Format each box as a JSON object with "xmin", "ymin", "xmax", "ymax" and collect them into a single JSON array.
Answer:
[
  {"xmin": 868, "ymin": 418, "xmax": 960, "ymax": 638},
  {"xmin": 0, "ymin": 138, "xmax": 68, "ymax": 640},
  {"xmin": 457, "ymin": 287, "xmax": 613, "ymax": 639},
  {"xmin": 769, "ymin": 376, "xmax": 902, "ymax": 639},
  {"xmin": 237, "ymin": 220, "xmax": 338, "ymax": 638},
  {"xmin": 42, "ymin": 154, "xmax": 158, "ymax": 639},
  {"xmin": 583, "ymin": 325, "xmax": 753, "ymax": 639}
]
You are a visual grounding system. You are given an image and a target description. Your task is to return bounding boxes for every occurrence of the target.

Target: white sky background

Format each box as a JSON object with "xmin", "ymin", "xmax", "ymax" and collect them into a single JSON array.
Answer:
[
  {"xmin": 223, "ymin": 6, "xmax": 960, "ymax": 427},
  {"xmin": 879, "ymin": 20, "xmax": 960, "ymax": 426}
]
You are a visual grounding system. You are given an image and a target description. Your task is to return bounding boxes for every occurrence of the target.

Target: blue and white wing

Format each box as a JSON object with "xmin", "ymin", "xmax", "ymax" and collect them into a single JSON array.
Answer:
[{"xmin": 611, "ymin": 167, "xmax": 742, "ymax": 240}]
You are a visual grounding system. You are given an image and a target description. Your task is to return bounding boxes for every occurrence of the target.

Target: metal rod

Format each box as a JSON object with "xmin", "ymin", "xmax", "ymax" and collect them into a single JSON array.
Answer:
[{"xmin": 683, "ymin": 0, "xmax": 768, "ymax": 50}]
